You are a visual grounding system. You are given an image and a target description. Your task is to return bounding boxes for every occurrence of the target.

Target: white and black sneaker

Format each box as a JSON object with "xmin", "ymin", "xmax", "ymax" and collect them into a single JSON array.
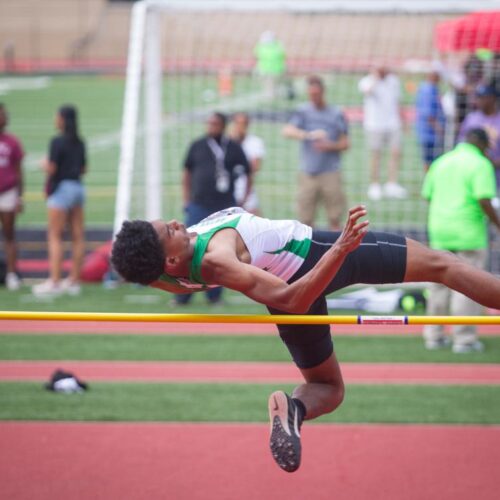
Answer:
[{"xmin": 268, "ymin": 390, "xmax": 303, "ymax": 473}]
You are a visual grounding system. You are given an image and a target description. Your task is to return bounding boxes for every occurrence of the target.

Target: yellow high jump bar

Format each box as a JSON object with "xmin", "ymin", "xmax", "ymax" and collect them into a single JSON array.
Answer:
[{"xmin": 0, "ymin": 311, "xmax": 499, "ymax": 325}]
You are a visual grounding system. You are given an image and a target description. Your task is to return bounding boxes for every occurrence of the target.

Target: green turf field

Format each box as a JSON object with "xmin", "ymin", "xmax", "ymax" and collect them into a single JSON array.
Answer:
[
  {"xmin": 2, "ymin": 74, "xmax": 498, "ymax": 428},
  {"xmin": 0, "ymin": 281, "xmax": 268, "ymax": 313},
  {"xmin": 1, "ymin": 281, "xmax": 498, "ymax": 424},
  {"xmin": 1, "ymin": 382, "xmax": 499, "ymax": 424},
  {"xmin": 4, "ymin": 72, "xmax": 428, "ymax": 228},
  {"xmin": 1, "ymin": 334, "xmax": 499, "ymax": 364}
]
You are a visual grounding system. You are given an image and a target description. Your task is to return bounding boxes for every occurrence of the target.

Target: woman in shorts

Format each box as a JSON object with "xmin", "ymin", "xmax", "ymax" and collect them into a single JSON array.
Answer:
[{"xmin": 32, "ymin": 105, "xmax": 87, "ymax": 296}]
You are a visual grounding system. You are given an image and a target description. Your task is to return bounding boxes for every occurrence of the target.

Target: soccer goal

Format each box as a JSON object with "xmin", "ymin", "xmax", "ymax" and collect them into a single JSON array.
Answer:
[{"xmin": 114, "ymin": 0, "xmax": 500, "ymax": 270}]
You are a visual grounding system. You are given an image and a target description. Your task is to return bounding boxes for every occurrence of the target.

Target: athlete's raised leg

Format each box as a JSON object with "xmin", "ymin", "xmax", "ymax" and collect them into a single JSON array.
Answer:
[
  {"xmin": 292, "ymin": 352, "xmax": 345, "ymax": 419},
  {"xmin": 268, "ymin": 352, "xmax": 344, "ymax": 472},
  {"xmin": 404, "ymin": 238, "xmax": 500, "ymax": 310}
]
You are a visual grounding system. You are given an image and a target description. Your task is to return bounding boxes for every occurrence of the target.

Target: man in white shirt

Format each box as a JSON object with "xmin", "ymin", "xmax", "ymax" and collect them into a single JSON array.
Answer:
[
  {"xmin": 358, "ymin": 65, "xmax": 407, "ymax": 201},
  {"xmin": 230, "ymin": 112, "xmax": 265, "ymax": 215}
]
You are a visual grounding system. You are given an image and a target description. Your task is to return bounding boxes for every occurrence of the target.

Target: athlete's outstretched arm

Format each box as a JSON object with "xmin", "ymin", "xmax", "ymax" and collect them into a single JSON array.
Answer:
[{"xmin": 212, "ymin": 206, "xmax": 369, "ymax": 313}]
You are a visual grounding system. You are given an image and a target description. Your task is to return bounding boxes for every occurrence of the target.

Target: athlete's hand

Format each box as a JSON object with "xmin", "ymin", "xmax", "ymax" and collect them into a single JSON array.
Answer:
[{"xmin": 335, "ymin": 205, "xmax": 369, "ymax": 254}]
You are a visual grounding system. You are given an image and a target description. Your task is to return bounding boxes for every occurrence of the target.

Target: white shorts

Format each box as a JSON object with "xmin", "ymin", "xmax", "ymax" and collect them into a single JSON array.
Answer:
[
  {"xmin": 366, "ymin": 129, "xmax": 401, "ymax": 151},
  {"xmin": 0, "ymin": 187, "xmax": 18, "ymax": 212}
]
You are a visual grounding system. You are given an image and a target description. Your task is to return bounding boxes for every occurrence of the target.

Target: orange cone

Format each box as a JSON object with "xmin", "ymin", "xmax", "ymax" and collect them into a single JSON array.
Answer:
[{"xmin": 218, "ymin": 66, "xmax": 233, "ymax": 97}]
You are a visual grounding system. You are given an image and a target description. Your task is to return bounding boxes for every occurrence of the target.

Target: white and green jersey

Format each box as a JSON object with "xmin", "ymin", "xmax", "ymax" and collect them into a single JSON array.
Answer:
[{"xmin": 158, "ymin": 207, "xmax": 312, "ymax": 291}]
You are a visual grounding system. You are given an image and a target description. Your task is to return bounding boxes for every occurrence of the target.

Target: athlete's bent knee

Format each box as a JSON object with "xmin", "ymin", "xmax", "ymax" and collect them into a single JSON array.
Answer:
[
  {"xmin": 418, "ymin": 248, "xmax": 456, "ymax": 282},
  {"xmin": 324, "ymin": 382, "xmax": 345, "ymax": 414},
  {"xmin": 431, "ymin": 250, "xmax": 457, "ymax": 280}
]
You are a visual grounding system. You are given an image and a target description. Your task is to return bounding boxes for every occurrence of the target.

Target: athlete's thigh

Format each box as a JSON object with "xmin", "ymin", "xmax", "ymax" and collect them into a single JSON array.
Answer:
[
  {"xmin": 404, "ymin": 238, "xmax": 450, "ymax": 282},
  {"xmin": 268, "ymin": 296, "xmax": 333, "ymax": 370}
]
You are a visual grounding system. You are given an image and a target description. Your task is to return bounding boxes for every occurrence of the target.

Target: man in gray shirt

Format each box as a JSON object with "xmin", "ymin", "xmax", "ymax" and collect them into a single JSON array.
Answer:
[{"xmin": 283, "ymin": 75, "xmax": 350, "ymax": 229}]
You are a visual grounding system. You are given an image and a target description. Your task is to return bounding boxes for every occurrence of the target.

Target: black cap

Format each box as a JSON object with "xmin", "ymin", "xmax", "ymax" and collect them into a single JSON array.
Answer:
[
  {"xmin": 476, "ymin": 84, "xmax": 497, "ymax": 97},
  {"xmin": 466, "ymin": 127, "xmax": 490, "ymax": 148}
]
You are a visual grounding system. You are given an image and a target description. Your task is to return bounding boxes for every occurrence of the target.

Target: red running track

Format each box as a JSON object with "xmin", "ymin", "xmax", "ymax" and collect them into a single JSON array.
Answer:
[
  {"xmin": 1, "ymin": 319, "xmax": 500, "ymax": 335},
  {"xmin": 1, "ymin": 360, "xmax": 500, "ymax": 384},
  {"xmin": 1, "ymin": 422, "xmax": 499, "ymax": 500}
]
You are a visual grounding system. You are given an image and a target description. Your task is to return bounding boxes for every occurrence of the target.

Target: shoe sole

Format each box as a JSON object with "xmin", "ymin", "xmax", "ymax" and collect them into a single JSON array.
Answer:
[{"xmin": 268, "ymin": 390, "xmax": 301, "ymax": 473}]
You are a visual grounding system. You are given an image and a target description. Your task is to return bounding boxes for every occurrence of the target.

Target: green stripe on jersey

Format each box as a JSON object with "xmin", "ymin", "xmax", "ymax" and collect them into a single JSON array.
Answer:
[
  {"xmin": 265, "ymin": 237, "xmax": 311, "ymax": 259},
  {"xmin": 190, "ymin": 216, "xmax": 241, "ymax": 285}
]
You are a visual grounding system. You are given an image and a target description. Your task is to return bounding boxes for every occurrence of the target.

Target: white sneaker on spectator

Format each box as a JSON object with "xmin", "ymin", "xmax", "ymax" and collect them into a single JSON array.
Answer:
[
  {"xmin": 452, "ymin": 340, "xmax": 484, "ymax": 354},
  {"xmin": 367, "ymin": 183, "xmax": 383, "ymax": 201},
  {"xmin": 6, "ymin": 272, "xmax": 21, "ymax": 291},
  {"xmin": 424, "ymin": 337, "xmax": 451, "ymax": 350},
  {"xmin": 384, "ymin": 182, "xmax": 408, "ymax": 199},
  {"xmin": 32, "ymin": 279, "xmax": 62, "ymax": 297},
  {"xmin": 61, "ymin": 278, "xmax": 81, "ymax": 296}
]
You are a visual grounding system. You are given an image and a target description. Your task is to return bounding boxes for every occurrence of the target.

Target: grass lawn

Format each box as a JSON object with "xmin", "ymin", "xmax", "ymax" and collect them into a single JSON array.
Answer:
[
  {"xmin": 0, "ymin": 282, "xmax": 269, "ymax": 313},
  {"xmin": 1, "ymin": 334, "xmax": 499, "ymax": 364},
  {"xmin": 0, "ymin": 382, "xmax": 498, "ymax": 424}
]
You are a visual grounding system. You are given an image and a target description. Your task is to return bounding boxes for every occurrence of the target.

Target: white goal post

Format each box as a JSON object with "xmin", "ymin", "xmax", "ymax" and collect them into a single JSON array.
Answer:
[{"xmin": 113, "ymin": 0, "xmax": 500, "ymax": 238}]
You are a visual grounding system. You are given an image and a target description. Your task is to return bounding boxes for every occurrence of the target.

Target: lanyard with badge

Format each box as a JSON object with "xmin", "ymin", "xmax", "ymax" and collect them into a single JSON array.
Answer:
[{"xmin": 207, "ymin": 137, "xmax": 230, "ymax": 193}]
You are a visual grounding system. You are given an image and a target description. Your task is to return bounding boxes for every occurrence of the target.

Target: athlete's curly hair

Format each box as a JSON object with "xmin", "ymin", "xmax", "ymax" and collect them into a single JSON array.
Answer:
[{"xmin": 111, "ymin": 220, "xmax": 165, "ymax": 285}]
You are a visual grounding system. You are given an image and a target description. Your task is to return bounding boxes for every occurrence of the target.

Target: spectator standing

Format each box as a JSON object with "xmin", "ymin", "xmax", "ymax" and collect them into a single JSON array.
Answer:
[
  {"xmin": 229, "ymin": 112, "xmax": 265, "ymax": 216},
  {"xmin": 415, "ymin": 68, "xmax": 446, "ymax": 171},
  {"xmin": 0, "ymin": 103, "xmax": 24, "ymax": 290},
  {"xmin": 358, "ymin": 65, "xmax": 407, "ymax": 200},
  {"xmin": 459, "ymin": 84, "xmax": 500, "ymax": 189},
  {"xmin": 283, "ymin": 75, "xmax": 349, "ymax": 230},
  {"xmin": 454, "ymin": 54, "xmax": 484, "ymax": 132},
  {"xmin": 32, "ymin": 105, "xmax": 87, "ymax": 296},
  {"xmin": 176, "ymin": 112, "xmax": 251, "ymax": 305},
  {"xmin": 422, "ymin": 128, "xmax": 500, "ymax": 353},
  {"xmin": 254, "ymin": 31, "xmax": 287, "ymax": 98}
]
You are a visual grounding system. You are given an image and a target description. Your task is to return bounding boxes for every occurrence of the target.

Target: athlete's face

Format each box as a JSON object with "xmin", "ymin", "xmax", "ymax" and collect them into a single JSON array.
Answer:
[{"xmin": 152, "ymin": 219, "xmax": 190, "ymax": 264}]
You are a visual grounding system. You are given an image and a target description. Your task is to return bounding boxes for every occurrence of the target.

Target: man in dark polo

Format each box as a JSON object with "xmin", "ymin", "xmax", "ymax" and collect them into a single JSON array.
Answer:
[{"xmin": 176, "ymin": 111, "xmax": 251, "ymax": 305}]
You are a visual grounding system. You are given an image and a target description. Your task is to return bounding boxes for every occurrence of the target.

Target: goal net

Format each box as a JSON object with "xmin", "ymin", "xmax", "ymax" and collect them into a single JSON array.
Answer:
[{"xmin": 115, "ymin": 0, "xmax": 500, "ymax": 272}]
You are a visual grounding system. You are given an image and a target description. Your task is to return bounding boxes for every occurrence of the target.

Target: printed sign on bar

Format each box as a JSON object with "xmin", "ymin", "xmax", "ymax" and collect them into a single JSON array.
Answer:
[{"xmin": 358, "ymin": 316, "xmax": 408, "ymax": 325}]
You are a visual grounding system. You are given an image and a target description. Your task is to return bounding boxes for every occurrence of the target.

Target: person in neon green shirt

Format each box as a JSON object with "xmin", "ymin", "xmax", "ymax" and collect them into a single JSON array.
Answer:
[
  {"xmin": 254, "ymin": 31, "xmax": 287, "ymax": 98},
  {"xmin": 422, "ymin": 128, "xmax": 500, "ymax": 353}
]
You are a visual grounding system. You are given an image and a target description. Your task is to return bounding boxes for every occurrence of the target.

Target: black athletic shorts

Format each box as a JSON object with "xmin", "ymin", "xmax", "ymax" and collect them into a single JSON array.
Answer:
[{"xmin": 267, "ymin": 230, "xmax": 407, "ymax": 369}]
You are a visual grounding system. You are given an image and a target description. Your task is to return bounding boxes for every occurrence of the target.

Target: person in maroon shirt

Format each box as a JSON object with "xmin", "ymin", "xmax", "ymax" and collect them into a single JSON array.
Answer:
[{"xmin": 0, "ymin": 103, "xmax": 24, "ymax": 290}]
